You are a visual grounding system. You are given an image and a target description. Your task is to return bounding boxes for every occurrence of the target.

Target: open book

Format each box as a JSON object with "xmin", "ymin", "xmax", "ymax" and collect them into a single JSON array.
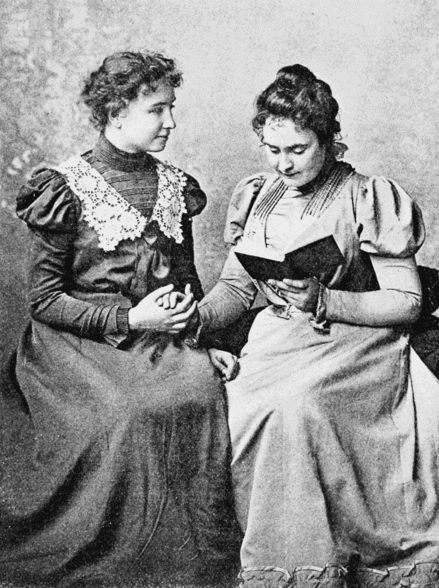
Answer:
[{"xmin": 235, "ymin": 233, "xmax": 343, "ymax": 282}]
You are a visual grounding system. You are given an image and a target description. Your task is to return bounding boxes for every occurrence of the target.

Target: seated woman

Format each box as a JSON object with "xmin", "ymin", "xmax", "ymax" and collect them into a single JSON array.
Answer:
[
  {"xmin": 199, "ymin": 64, "xmax": 439, "ymax": 588},
  {"xmin": 0, "ymin": 51, "xmax": 239, "ymax": 587}
]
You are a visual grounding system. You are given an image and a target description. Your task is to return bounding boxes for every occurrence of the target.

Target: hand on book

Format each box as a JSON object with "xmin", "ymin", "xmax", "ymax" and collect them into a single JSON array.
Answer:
[{"xmin": 267, "ymin": 277, "xmax": 320, "ymax": 313}]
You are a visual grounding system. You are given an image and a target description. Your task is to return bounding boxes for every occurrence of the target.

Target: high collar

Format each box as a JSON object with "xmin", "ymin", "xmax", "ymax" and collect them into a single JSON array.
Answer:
[
  {"xmin": 296, "ymin": 154, "xmax": 338, "ymax": 195},
  {"xmin": 93, "ymin": 133, "xmax": 156, "ymax": 172}
]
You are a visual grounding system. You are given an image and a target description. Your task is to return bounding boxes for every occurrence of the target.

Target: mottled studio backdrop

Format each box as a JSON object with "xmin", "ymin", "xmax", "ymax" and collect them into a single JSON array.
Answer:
[{"xmin": 1, "ymin": 0, "xmax": 438, "ymax": 360}]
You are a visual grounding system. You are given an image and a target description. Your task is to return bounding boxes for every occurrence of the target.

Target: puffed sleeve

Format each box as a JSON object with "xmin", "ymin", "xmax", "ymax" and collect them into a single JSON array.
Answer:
[
  {"xmin": 16, "ymin": 169, "xmax": 130, "ymax": 345},
  {"xmin": 183, "ymin": 173, "xmax": 207, "ymax": 218},
  {"xmin": 17, "ymin": 168, "xmax": 78, "ymax": 236},
  {"xmin": 356, "ymin": 176, "xmax": 425, "ymax": 257},
  {"xmin": 224, "ymin": 173, "xmax": 269, "ymax": 245}
]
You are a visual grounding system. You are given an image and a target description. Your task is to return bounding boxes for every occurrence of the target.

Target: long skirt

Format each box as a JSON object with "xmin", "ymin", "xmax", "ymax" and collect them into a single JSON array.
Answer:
[
  {"xmin": 0, "ymin": 320, "xmax": 239, "ymax": 587},
  {"xmin": 227, "ymin": 306, "xmax": 439, "ymax": 588}
]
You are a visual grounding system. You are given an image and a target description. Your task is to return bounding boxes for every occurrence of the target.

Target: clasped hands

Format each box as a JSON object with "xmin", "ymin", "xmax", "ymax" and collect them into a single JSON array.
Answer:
[
  {"xmin": 267, "ymin": 277, "xmax": 320, "ymax": 312},
  {"xmin": 128, "ymin": 283, "xmax": 239, "ymax": 382}
]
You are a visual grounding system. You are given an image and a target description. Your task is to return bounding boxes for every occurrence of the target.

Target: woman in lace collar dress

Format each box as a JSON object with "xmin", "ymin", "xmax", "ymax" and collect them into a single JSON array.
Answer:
[
  {"xmin": 0, "ymin": 51, "xmax": 239, "ymax": 587},
  {"xmin": 199, "ymin": 64, "xmax": 439, "ymax": 588}
]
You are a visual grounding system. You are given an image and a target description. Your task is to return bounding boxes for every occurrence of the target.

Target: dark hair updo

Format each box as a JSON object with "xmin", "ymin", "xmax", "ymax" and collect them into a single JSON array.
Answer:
[
  {"xmin": 81, "ymin": 50, "xmax": 183, "ymax": 131},
  {"xmin": 252, "ymin": 64, "xmax": 341, "ymax": 145}
]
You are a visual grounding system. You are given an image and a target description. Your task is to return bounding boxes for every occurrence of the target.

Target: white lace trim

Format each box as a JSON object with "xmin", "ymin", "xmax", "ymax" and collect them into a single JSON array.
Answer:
[
  {"xmin": 151, "ymin": 158, "xmax": 187, "ymax": 243},
  {"xmin": 56, "ymin": 156, "xmax": 187, "ymax": 251}
]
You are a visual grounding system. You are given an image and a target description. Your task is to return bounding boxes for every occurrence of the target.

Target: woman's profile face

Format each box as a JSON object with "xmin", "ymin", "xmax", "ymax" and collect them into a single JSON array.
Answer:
[
  {"xmin": 110, "ymin": 82, "xmax": 176, "ymax": 153},
  {"xmin": 262, "ymin": 118, "xmax": 327, "ymax": 187}
]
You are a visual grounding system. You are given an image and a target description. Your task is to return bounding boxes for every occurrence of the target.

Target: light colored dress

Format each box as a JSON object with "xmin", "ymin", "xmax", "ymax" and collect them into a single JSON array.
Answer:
[{"xmin": 199, "ymin": 161, "xmax": 439, "ymax": 588}]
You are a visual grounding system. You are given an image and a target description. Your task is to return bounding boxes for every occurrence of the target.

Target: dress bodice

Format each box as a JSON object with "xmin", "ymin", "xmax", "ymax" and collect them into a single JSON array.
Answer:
[
  {"xmin": 227, "ymin": 162, "xmax": 425, "ymax": 297},
  {"xmin": 16, "ymin": 135, "xmax": 207, "ymax": 344},
  {"xmin": 17, "ymin": 134, "xmax": 206, "ymax": 307}
]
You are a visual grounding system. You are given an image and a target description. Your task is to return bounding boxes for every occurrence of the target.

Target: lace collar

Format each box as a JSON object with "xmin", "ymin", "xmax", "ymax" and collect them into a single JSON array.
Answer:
[{"xmin": 57, "ymin": 155, "xmax": 187, "ymax": 251}]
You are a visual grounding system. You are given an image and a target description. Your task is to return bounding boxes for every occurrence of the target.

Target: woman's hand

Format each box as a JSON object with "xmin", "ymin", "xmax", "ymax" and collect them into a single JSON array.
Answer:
[
  {"xmin": 157, "ymin": 284, "xmax": 200, "ymax": 331},
  {"xmin": 207, "ymin": 348, "xmax": 240, "ymax": 382},
  {"xmin": 157, "ymin": 284, "xmax": 192, "ymax": 310},
  {"xmin": 267, "ymin": 277, "xmax": 320, "ymax": 313},
  {"xmin": 129, "ymin": 284, "xmax": 197, "ymax": 334}
]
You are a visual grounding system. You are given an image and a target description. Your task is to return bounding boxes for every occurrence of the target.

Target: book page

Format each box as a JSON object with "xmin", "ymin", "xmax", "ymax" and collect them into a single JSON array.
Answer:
[{"xmin": 283, "ymin": 217, "xmax": 335, "ymax": 255}]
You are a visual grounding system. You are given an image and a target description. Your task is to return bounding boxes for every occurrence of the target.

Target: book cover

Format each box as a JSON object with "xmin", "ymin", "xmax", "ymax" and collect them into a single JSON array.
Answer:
[{"xmin": 235, "ymin": 235, "xmax": 343, "ymax": 282}]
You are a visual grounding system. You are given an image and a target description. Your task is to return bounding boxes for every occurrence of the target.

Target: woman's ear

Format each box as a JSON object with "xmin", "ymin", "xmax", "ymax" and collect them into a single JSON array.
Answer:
[
  {"xmin": 108, "ymin": 103, "xmax": 127, "ymax": 128},
  {"xmin": 108, "ymin": 111, "xmax": 122, "ymax": 128}
]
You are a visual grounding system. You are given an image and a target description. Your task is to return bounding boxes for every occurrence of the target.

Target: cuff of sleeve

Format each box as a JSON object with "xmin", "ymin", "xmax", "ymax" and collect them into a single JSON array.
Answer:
[
  {"xmin": 103, "ymin": 306, "xmax": 130, "ymax": 348},
  {"xmin": 116, "ymin": 306, "xmax": 130, "ymax": 335},
  {"xmin": 183, "ymin": 311, "xmax": 225, "ymax": 350},
  {"xmin": 308, "ymin": 283, "xmax": 330, "ymax": 333},
  {"xmin": 183, "ymin": 311, "xmax": 203, "ymax": 349},
  {"xmin": 195, "ymin": 307, "xmax": 230, "ymax": 349}
]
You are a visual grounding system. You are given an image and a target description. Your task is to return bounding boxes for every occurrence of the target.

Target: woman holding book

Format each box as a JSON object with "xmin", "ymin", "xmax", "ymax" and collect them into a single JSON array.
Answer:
[
  {"xmin": 199, "ymin": 65, "xmax": 439, "ymax": 588},
  {"xmin": 0, "ymin": 51, "xmax": 239, "ymax": 586}
]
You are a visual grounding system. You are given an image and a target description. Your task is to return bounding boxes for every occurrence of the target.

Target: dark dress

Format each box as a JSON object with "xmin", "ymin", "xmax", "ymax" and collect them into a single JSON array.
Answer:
[{"xmin": 0, "ymin": 135, "xmax": 238, "ymax": 587}]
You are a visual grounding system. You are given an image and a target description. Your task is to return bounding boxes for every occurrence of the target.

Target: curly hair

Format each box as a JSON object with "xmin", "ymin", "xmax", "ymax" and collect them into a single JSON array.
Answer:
[
  {"xmin": 81, "ymin": 51, "xmax": 183, "ymax": 130},
  {"xmin": 252, "ymin": 64, "xmax": 341, "ymax": 145}
]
